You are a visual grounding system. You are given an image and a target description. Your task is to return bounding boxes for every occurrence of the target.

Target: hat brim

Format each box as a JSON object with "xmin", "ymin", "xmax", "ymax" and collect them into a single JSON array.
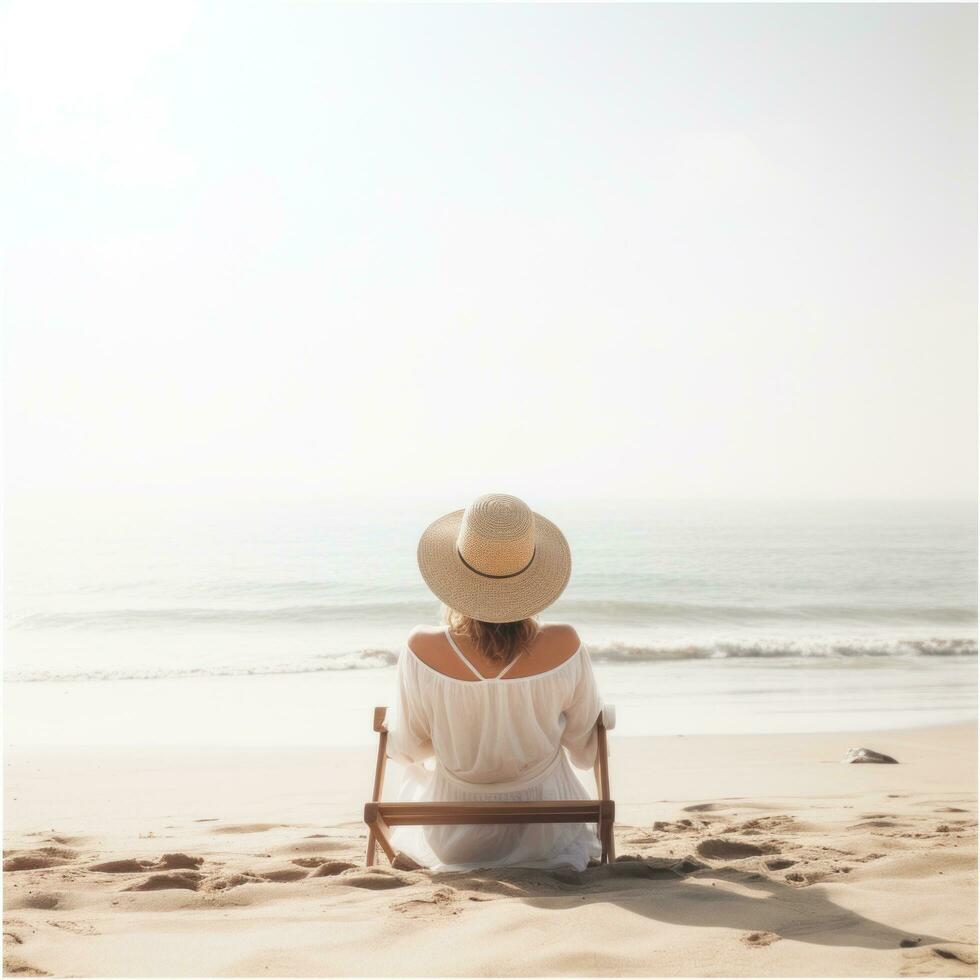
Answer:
[{"xmin": 416, "ymin": 509, "xmax": 571, "ymax": 623}]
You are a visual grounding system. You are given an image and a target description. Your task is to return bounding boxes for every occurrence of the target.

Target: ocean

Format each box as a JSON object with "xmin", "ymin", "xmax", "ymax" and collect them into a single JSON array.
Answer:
[{"xmin": 4, "ymin": 497, "xmax": 976, "ymax": 746}]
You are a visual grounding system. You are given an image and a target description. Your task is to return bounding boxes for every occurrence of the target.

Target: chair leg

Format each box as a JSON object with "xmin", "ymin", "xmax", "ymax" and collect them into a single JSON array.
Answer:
[
  {"xmin": 595, "ymin": 714, "xmax": 614, "ymax": 864},
  {"xmin": 365, "ymin": 711, "xmax": 389, "ymax": 868},
  {"xmin": 372, "ymin": 816, "xmax": 397, "ymax": 865}
]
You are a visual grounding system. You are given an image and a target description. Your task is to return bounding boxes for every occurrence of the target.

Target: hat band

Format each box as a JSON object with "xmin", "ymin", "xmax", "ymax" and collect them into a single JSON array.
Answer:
[{"xmin": 457, "ymin": 545, "xmax": 536, "ymax": 579}]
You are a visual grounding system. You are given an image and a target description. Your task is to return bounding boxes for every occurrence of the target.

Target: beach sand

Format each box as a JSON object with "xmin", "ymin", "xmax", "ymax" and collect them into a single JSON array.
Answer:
[{"xmin": 4, "ymin": 723, "xmax": 977, "ymax": 977}]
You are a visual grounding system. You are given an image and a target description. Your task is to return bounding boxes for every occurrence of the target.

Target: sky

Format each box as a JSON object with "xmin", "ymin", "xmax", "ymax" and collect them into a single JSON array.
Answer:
[{"xmin": 3, "ymin": 1, "xmax": 977, "ymax": 514}]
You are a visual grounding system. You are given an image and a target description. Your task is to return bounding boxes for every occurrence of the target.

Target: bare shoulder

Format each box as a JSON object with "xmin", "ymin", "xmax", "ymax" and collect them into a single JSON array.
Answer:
[
  {"xmin": 539, "ymin": 621, "xmax": 580, "ymax": 643},
  {"xmin": 537, "ymin": 622, "xmax": 580, "ymax": 648},
  {"xmin": 406, "ymin": 624, "xmax": 444, "ymax": 657},
  {"xmin": 527, "ymin": 622, "xmax": 582, "ymax": 670}
]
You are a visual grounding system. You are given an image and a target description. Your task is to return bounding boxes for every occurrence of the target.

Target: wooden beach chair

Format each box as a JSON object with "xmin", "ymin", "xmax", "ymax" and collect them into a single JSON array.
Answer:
[{"xmin": 363, "ymin": 704, "xmax": 616, "ymax": 867}]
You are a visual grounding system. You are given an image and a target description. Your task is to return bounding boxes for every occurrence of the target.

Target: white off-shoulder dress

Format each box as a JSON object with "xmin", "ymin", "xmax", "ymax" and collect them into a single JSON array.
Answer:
[{"xmin": 384, "ymin": 626, "xmax": 604, "ymax": 872}]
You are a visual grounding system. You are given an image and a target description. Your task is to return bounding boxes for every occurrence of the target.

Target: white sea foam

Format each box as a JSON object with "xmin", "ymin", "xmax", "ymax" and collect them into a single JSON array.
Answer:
[{"xmin": 5, "ymin": 635, "xmax": 975, "ymax": 683}]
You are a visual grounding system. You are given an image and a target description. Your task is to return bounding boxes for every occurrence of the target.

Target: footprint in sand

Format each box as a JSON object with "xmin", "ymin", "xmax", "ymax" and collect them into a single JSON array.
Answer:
[
  {"xmin": 650, "ymin": 818, "xmax": 706, "ymax": 834},
  {"xmin": 3, "ymin": 953, "xmax": 50, "ymax": 976},
  {"xmin": 156, "ymin": 853, "xmax": 203, "ymax": 870},
  {"xmin": 49, "ymin": 920, "xmax": 99, "ymax": 936},
  {"xmin": 36, "ymin": 847, "xmax": 76, "ymax": 860},
  {"xmin": 258, "ymin": 868, "xmax": 309, "ymax": 883},
  {"xmin": 4, "ymin": 857, "xmax": 60, "ymax": 872},
  {"xmin": 765, "ymin": 858, "xmax": 797, "ymax": 870},
  {"xmin": 392, "ymin": 886, "xmax": 459, "ymax": 918},
  {"xmin": 198, "ymin": 866, "xmax": 304, "ymax": 888},
  {"xmin": 696, "ymin": 838, "xmax": 766, "ymax": 860},
  {"xmin": 4, "ymin": 848, "xmax": 78, "ymax": 872},
  {"xmin": 683, "ymin": 801, "xmax": 768, "ymax": 814},
  {"xmin": 624, "ymin": 832, "xmax": 661, "ymax": 845},
  {"xmin": 291, "ymin": 857, "xmax": 331, "ymax": 868},
  {"xmin": 782, "ymin": 870, "xmax": 832, "ymax": 887},
  {"xmin": 89, "ymin": 859, "xmax": 153, "ymax": 873},
  {"xmin": 724, "ymin": 816, "xmax": 800, "ymax": 835},
  {"xmin": 211, "ymin": 823, "xmax": 290, "ymax": 835},
  {"xmin": 932, "ymin": 948, "xmax": 978, "ymax": 965},
  {"xmin": 125, "ymin": 872, "xmax": 201, "ymax": 892},
  {"xmin": 901, "ymin": 944, "xmax": 979, "ymax": 975},
  {"xmin": 90, "ymin": 853, "xmax": 203, "ymax": 874},
  {"xmin": 310, "ymin": 861, "xmax": 358, "ymax": 877},
  {"xmin": 339, "ymin": 869, "xmax": 417, "ymax": 890},
  {"xmin": 8, "ymin": 894, "xmax": 62, "ymax": 911},
  {"xmin": 202, "ymin": 873, "xmax": 266, "ymax": 891},
  {"xmin": 741, "ymin": 931, "xmax": 780, "ymax": 947}
]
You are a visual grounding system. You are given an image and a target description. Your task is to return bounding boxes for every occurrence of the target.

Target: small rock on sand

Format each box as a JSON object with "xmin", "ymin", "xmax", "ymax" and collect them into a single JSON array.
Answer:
[{"xmin": 841, "ymin": 748, "xmax": 898, "ymax": 764}]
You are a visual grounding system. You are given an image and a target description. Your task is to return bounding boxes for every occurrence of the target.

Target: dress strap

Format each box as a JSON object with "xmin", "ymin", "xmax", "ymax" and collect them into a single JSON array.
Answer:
[
  {"xmin": 494, "ymin": 654, "xmax": 524, "ymax": 680},
  {"xmin": 443, "ymin": 627, "xmax": 486, "ymax": 680}
]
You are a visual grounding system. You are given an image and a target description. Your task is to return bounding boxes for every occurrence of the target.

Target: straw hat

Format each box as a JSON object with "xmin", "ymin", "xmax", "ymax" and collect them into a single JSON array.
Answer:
[{"xmin": 416, "ymin": 493, "xmax": 571, "ymax": 623}]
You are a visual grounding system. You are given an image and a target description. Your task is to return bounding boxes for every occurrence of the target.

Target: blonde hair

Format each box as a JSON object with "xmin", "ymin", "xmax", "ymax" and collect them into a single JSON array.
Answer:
[{"xmin": 442, "ymin": 606, "xmax": 541, "ymax": 666}]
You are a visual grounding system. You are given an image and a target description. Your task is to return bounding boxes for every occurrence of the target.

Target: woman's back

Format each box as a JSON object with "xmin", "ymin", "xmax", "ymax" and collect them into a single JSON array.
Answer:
[{"xmin": 390, "ymin": 622, "xmax": 602, "ymax": 786}]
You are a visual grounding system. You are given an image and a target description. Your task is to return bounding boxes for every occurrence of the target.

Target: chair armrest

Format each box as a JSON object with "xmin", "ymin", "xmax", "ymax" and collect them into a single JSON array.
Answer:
[
  {"xmin": 600, "ymin": 704, "xmax": 616, "ymax": 732},
  {"xmin": 373, "ymin": 706, "xmax": 388, "ymax": 733}
]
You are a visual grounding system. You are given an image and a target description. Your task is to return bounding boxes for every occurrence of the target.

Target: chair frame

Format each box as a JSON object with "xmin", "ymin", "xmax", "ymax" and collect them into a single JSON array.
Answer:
[{"xmin": 364, "ymin": 705, "xmax": 616, "ymax": 866}]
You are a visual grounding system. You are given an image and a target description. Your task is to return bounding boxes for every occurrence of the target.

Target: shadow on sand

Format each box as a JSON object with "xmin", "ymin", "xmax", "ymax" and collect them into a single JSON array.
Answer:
[{"xmin": 433, "ymin": 856, "xmax": 971, "ymax": 958}]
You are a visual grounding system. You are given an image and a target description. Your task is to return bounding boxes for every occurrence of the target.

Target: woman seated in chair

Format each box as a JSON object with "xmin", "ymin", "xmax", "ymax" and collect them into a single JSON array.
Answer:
[{"xmin": 385, "ymin": 493, "xmax": 606, "ymax": 872}]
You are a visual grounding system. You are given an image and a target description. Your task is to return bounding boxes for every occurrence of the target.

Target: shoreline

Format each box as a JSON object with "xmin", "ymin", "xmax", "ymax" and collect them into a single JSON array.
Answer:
[
  {"xmin": 4, "ymin": 723, "xmax": 977, "ymax": 976},
  {"xmin": 5, "ymin": 654, "xmax": 976, "ymax": 747}
]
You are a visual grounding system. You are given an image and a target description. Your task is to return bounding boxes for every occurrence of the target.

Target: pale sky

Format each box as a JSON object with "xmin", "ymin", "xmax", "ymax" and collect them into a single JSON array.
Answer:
[{"xmin": 3, "ymin": 2, "xmax": 976, "ymax": 510}]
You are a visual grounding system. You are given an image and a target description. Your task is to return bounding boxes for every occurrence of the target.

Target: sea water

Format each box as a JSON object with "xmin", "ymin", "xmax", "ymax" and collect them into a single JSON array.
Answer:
[{"xmin": 4, "ymin": 497, "xmax": 976, "ymax": 746}]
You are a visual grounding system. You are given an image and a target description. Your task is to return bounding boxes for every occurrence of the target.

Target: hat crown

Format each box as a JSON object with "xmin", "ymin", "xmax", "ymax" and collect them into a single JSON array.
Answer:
[{"xmin": 457, "ymin": 493, "xmax": 536, "ymax": 577}]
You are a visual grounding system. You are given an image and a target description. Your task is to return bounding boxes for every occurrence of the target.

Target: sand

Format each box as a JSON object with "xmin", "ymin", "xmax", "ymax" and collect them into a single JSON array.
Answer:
[{"xmin": 3, "ymin": 723, "xmax": 977, "ymax": 977}]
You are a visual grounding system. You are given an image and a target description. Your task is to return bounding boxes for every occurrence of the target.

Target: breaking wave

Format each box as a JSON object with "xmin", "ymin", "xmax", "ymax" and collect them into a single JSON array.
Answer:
[{"xmin": 6, "ymin": 637, "xmax": 975, "ymax": 683}]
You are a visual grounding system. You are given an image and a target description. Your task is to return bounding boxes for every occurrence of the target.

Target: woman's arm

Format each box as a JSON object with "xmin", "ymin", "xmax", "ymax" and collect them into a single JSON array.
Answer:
[
  {"xmin": 559, "ymin": 638, "xmax": 604, "ymax": 770},
  {"xmin": 385, "ymin": 646, "xmax": 435, "ymax": 766}
]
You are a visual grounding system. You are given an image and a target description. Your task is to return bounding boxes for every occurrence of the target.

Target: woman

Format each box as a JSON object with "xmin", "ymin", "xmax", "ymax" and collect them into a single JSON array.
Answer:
[{"xmin": 385, "ymin": 492, "xmax": 606, "ymax": 872}]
